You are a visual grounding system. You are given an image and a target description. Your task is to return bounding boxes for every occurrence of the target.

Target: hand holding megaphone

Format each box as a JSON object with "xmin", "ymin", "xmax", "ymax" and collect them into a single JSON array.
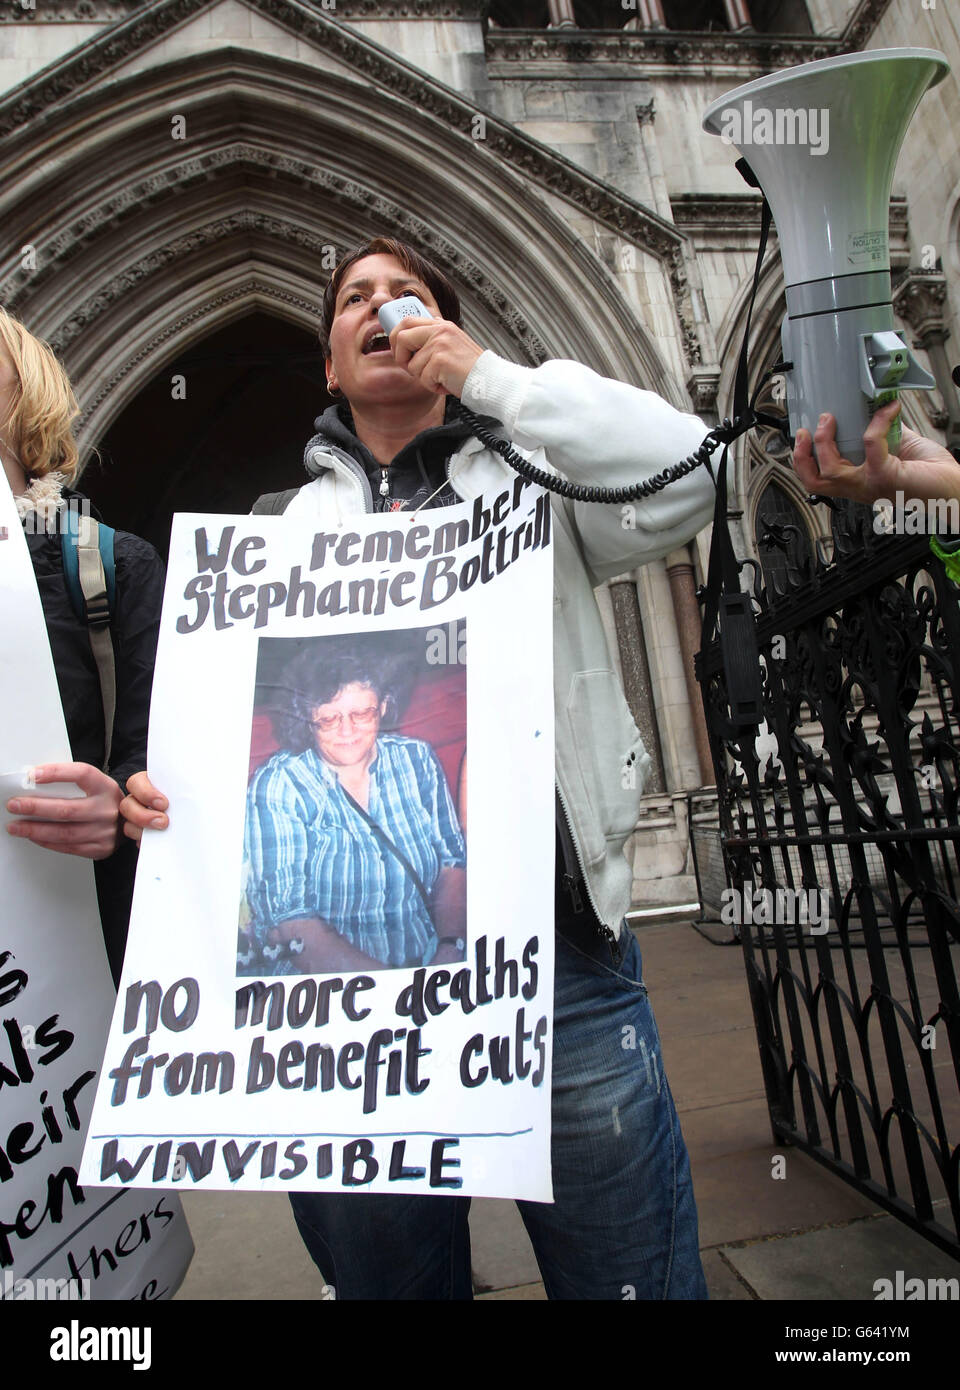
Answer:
[
  {"xmin": 379, "ymin": 296, "xmax": 483, "ymax": 398},
  {"xmin": 703, "ymin": 47, "xmax": 950, "ymax": 467},
  {"xmin": 793, "ymin": 398, "xmax": 960, "ymax": 508}
]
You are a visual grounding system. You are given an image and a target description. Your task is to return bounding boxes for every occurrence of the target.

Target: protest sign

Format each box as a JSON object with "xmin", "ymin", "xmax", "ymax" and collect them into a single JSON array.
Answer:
[
  {"xmin": 81, "ymin": 479, "xmax": 555, "ymax": 1200},
  {"xmin": 0, "ymin": 476, "xmax": 193, "ymax": 1300}
]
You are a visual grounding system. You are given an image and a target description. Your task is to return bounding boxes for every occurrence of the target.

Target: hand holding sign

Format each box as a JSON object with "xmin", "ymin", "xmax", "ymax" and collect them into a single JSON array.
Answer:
[
  {"xmin": 5, "ymin": 761, "xmax": 122, "ymax": 859},
  {"xmin": 119, "ymin": 769, "xmax": 169, "ymax": 844},
  {"xmin": 83, "ymin": 494, "xmax": 556, "ymax": 1200}
]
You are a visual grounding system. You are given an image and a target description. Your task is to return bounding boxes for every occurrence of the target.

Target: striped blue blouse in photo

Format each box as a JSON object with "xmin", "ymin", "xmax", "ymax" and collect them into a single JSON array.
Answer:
[{"xmin": 243, "ymin": 734, "xmax": 466, "ymax": 969}]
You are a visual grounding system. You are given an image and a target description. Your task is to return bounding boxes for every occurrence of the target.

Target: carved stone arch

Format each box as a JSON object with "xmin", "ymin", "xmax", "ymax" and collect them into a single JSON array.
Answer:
[
  {"xmin": 943, "ymin": 173, "xmax": 960, "ymax": 280},
  {"xmin": 745, "ymin": 455, "xmax": 820, "ymax": 556},
  {"xmin": 70, "ymin": 261, "xmax": 326, "ymax": 446},
  {"xmin": 0, "ymin": 47, "xmax": 691, "ymax": 456}
]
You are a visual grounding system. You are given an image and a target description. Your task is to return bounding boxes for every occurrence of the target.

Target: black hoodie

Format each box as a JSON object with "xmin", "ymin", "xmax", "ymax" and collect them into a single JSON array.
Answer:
[
  {"xmin": 23, "ymin": 484, "xmax": 165, "ymax": 984},
  {"xmin": 304, "ymin": 398, "xmax": 479, "ymax": 513}
]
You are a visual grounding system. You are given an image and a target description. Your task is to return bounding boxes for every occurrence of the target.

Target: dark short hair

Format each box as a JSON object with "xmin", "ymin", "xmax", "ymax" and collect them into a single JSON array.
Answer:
[
  {"xmin": 265, "ymin": 639, "xmax": 417, "ymax": 754},
  {"xmin": 319, "ymin": 237, "xmax": 463, "ymax": 357}
]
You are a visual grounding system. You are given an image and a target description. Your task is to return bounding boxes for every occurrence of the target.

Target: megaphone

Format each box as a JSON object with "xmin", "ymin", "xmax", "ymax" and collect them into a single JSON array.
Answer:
[{"xmin": 703, "ymin": 49, "xmax": 950, "ymax": 464}]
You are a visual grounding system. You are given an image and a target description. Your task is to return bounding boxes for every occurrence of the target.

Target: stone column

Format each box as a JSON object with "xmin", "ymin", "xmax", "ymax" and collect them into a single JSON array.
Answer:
[
  {"xmin": 634, "ymin": 100, "xmax": 673, "ymax": 223},
  {"xmin": 547, "ymin": 0, "xmax": 577, "ymax": 27},
  {"xmin": 665, "ymin": 545, "xmax": 714, "ymax": 785},
  {"xmin": 722, "ymin": 0, "xmax": 754, "ymax": 30},
  {"xmin": 636, "ymin": 558, "xmax": 701, "ymax": 790},
  {"xmin": 635, "ymin": 104, "xmax": 719, "ymax": 378},
  {"xmin": 609, "ymin": 577, "xmax": 666, "ymax": 793},
  {"xmin": 633, "ymin": 0, "xmax": 667, "ymax": 26},
  {"xmin": 893, "ymin": 269, "xmax": 960, "ymax": 453}
]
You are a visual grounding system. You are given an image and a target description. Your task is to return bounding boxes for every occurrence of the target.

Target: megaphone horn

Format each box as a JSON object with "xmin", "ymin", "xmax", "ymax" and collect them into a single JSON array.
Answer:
[{"xmin": 703, "ymin": 49, "xmax": 950, "ymax": 465}]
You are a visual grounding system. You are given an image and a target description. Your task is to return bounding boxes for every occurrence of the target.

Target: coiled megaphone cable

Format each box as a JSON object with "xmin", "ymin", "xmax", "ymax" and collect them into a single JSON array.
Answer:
[
  {"xmin": 450, "ymin": 162, "xmax": 782, "ymax": 507},
  {"xmin": 453, "ymin": 402, "xmax": 745, "ymax": 504},
  {"xmin": 454, "ymin": 358, "xmax": 790, "ymax": 505}
]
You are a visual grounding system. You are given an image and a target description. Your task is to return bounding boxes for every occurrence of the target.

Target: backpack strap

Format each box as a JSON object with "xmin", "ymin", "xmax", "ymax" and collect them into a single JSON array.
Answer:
[
  {"xmin": 251, "ymin": 488, "xmax": 299, "ymax": 515},
  {"xmin": 61, "ymin": 511, "xmax": 117, "ymax": 772}
]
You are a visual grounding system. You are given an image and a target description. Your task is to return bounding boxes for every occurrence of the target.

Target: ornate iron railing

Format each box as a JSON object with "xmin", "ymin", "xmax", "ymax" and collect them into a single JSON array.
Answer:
[{"xmin": 695, "ymin": 501, "xmax": 960, "ymax": 1259}]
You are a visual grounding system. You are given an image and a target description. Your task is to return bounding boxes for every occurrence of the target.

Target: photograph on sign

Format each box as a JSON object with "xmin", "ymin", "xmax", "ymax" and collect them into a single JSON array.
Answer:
[{"xmin": 238, "ymin": 626, "xmax": 467, "ymax": 978}]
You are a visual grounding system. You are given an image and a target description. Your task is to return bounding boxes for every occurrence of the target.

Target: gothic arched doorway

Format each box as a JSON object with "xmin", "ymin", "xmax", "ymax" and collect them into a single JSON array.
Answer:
[{"xmin": 82, "ymin": 312, "xmax": 327, "ymax": 558}]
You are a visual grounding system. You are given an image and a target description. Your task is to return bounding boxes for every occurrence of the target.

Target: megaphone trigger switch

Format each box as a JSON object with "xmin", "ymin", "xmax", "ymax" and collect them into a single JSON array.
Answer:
[{"xmin": 860, "ymin": 330, "xmax": 935, "ymax": 400}]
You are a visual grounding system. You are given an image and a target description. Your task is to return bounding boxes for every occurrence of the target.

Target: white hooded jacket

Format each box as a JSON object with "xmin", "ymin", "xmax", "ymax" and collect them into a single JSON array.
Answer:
[{"xmin": 256, "ymin": 351, "xmax": 717, "ymax": 930}]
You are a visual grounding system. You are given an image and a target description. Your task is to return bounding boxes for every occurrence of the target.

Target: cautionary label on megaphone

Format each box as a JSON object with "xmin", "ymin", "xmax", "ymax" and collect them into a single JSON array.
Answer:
[{"xmin": 847, "ymin": 229, "xmax": 887, "ymax": 267}]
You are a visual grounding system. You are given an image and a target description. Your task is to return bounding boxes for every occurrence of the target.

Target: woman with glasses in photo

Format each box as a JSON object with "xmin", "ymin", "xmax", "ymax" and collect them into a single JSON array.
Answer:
[{"xmin": 239, "ymin": 641, "xmax": 466, "ymax": 976}]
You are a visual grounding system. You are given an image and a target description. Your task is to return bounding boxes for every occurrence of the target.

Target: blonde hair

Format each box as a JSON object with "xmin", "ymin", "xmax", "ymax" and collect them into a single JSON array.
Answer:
[{"xmin": 0, "ymin": 307, "xmax": 80, "ymax": 485}]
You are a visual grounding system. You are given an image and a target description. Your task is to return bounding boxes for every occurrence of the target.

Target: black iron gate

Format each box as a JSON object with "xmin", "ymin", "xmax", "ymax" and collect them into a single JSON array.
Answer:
[{"xmin": 695, "ymin": 502, "xmax": 960, "ymax": 1259}]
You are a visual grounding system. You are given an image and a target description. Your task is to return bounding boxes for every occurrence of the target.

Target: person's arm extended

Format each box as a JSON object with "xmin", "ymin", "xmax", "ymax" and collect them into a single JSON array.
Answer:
[
  {"xmin": 385, "ymin": 319, "xmax": 716, "ymax": 583},
  {"xmin": 793, "ymin": 400, "xmax": 960, "ymax": 507},
  {"xmin": 6, "ymin": 760, "xmax": 121, "ymax": 859},
  {"xmin": 432, "ymin": 866, "xmax": 466, "ymax": 965},
  {"xmin": 268, "ymin": 916, "xmax": 388, "ymax": 974},
  {"xmin": 460, "ymin": 352, "xmax": 717, "ymax": 583}
]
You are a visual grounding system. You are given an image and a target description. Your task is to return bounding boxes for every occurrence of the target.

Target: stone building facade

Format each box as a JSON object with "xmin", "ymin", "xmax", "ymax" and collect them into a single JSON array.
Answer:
[{"xmin": 1, "ymin": 0, "xmax": 957, "ymax": 907}]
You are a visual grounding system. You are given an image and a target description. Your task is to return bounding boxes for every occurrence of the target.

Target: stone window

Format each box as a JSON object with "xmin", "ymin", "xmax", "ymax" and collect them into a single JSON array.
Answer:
[
  {"xmin": 753, "ymin": 479, "xmax": 816, "ymax": 594},
  {"xmin": 487, "ymin": 1, "xmax": 814, "ymax": 31}
]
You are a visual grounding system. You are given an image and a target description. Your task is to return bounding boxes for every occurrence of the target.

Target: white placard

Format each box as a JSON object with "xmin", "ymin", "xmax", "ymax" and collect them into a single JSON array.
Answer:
[
  {"xmin": 82, "ymin": 480, "xmax": 555, "ymax": 1201},
  {"xmin": 0, "ymin": 475, "xmax": 193, "ymax": 1301}
]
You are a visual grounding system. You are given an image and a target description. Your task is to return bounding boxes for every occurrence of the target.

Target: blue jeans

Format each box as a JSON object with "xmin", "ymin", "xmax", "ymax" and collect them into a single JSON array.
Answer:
[{"xmin": 289, "ymin": 923, "xmax": 707, "ymax": 1300}]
